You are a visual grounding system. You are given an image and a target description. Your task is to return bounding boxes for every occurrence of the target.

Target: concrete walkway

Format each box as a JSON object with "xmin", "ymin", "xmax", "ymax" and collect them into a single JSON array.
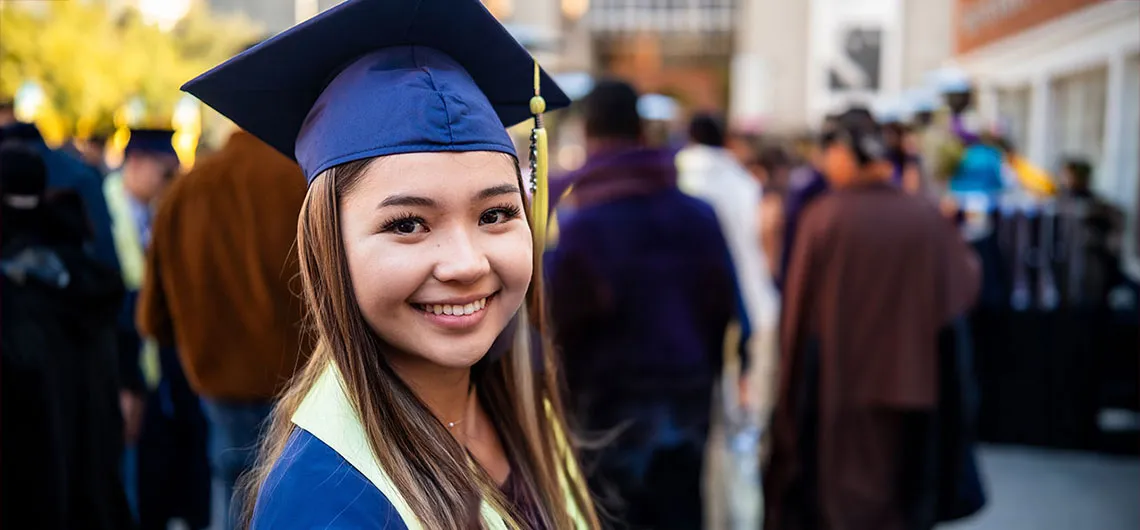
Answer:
[
  {"xmin": 944, "ymin": 445, "xmax": 1140, "ymax": 530},
  {"xmin": 704, "ymin": 442, "xmax": 1140, "ymax": 530}
]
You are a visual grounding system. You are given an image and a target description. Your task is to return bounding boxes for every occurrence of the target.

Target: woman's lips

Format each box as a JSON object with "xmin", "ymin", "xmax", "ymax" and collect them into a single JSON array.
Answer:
[{"xmin": 411, "ymin": 293, "xmax": 495, "ymax": 330}]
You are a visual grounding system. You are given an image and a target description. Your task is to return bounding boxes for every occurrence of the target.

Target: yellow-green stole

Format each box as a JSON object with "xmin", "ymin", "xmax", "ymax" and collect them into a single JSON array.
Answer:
[
  {"xmin": 292, "ymin": 364, "xmax": 588, "ymax": 529},
  {"xmin": 103, "ymin": 171, "xmax": 160, "ymax": 389}
]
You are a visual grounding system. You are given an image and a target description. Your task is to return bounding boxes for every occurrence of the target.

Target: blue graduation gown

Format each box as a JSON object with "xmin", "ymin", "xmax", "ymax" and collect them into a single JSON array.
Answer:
[{"xmin": 253, "ymin": 428, "xmax": 407, "ymax": 529}]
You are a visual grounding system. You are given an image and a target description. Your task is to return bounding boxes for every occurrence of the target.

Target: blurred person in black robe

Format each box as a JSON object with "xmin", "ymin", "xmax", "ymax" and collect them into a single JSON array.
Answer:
[
  {"xmin": 0, "ymin": 121, "xmax": 120, "ymax": 270},
  {"xmin": 765, "ymin": 110, "xmax": 983, "ymax": 530},
  {"xmin": 1056, "ymin": 158, "xmax": 1125, "ymax": 307},
  {"xmin": 0, "ymin": 141, "xmax": 134, "ymax": 530}
]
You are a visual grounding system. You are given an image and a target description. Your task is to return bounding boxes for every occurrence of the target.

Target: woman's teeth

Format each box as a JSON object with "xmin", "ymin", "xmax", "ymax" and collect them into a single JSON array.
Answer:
[{"xmin": 424, "ymin": 297, "xmax": 487, "ymax": 316}]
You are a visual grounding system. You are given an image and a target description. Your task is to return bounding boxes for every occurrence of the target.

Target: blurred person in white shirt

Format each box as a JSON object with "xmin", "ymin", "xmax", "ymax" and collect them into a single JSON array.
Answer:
[{"xmin": 676, "ymin": 114, "xmax": 781, "ymax": 420}]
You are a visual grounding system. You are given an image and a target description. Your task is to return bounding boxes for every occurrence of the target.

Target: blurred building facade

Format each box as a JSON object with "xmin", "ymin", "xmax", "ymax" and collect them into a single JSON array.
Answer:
[
  {"xmin": 958, "ymin": 0, "xmax": 1140, "ymax": 278},
  {"xmin": 502, "ymin": 0, "xmax": 959, "ymax": 132},
  {"xmin": 482, "ymin": 0, "xmax": 594, "ymax": 73},
  {"xmin": 191, "ymin": 0, "xmax": 959, "ymax": 135},
  {"xmin": 730, "ymin": 0, "xmax": 955, "ymax": 133},
  {"xmin": 203, "ymin": 1, "xmax": 586, "ymax": 71},
  {"xmin": 584, "ymin": 0, "xmax": 736, "ymax": 112}
]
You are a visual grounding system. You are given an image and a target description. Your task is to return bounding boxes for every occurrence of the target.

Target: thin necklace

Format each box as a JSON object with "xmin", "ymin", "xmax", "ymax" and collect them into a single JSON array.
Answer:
[{"xmin": 445, "ymin": 387, "xmax": 474, "ymax": 430}]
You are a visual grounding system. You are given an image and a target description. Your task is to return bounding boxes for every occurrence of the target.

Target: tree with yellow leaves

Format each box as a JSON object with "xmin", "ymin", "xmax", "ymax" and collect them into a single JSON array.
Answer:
[{"xmin": 0, "ymin": 1, "xmax": 260, "ymax": 144}]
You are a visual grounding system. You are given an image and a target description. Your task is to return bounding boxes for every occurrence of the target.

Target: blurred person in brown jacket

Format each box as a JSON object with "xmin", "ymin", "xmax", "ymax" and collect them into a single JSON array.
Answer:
[
  {"xmin": 136, "ymin": 128, "xmax": 309, "ymax": 530},
  {"xmin": 765, "ymin": 110, "xmax": 982, "ymax": 530}
]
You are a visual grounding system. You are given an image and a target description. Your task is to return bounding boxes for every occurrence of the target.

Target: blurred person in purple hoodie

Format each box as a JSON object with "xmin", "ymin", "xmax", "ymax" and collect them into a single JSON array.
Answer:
[{"xmin": 545, "ymin": 79, "xmax": 748, "ymax": 530}]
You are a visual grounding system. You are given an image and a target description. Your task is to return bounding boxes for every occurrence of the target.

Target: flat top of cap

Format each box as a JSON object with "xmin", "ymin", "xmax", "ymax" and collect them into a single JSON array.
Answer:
[
  {"xmin": 126, "ymin": 128, "xmax": 177, "ymax": 156},
  {"xmin": 181, "ymin": 0, "xmax": 569, "ymax": 168},
  {"xmin": 129, "ymin": 128, "xmax": 175, "ymax": 137}
]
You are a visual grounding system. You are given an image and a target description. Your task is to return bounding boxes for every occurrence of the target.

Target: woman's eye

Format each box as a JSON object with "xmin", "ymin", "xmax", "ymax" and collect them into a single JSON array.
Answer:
[
  {"xmin": 480, "ymin": 206, "xmax": 521, "ymax": 226},
  {"xmin": 394, "ymin": 220, "xmax": 421, "ymax": 234},
  {"xmin": 381, "ymin": 216, "xmax": 428, "ymax": 235},
  {"xmin": 480, "ymin": 211, "xmax": 505, "ymax": 225}
]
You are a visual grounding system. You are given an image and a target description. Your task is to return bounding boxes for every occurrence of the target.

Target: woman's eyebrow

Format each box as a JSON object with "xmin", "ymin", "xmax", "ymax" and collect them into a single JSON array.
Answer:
[
  {"xmin": 378, "ymin": 194, "xmax": 435, "ymax": 209},
  {"xmin": 377, "ymin": 184, "xmax": 518, "ymax": 209},
  {"xmin": 475, "ymin": 184, "xmax": 521, "ymax": 201}
]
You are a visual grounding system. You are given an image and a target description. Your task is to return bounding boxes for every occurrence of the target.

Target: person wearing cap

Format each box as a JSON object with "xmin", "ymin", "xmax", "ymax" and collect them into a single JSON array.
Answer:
[
  {"xmin": 106, "ymin": 128, "xmax": 213, "ymax": 530},
  {"xmin": 925, "ymin": 69, "xmax": 1002, "ymax": 197},
  {"xmin": 181, "ymin": 1, "xmax": 598, "ymax": 528},
  {"xmin": 543, "ymin": 80, "xmax": 744, "ymax": 529},
  {"xmin": 134, "ymin": 125, "xmax": 309, "ymax": 530},
  {"xmin": 933, "ymin": 68, "xmax": 982, "ymax": 147},
  {"xmin": 765, "ymin": 110, "xmax": 984, "ymax": 530},
  {"xmin": 104, "ymin": 128, "xmax": 181, "ymax": 302},
  {"xmin": 0, "ymin": 120, "xmax": 119, "ymax": 269},
  {"xmin": 1, "ymin": 142, "xmax": 133, "ymax": 530}
]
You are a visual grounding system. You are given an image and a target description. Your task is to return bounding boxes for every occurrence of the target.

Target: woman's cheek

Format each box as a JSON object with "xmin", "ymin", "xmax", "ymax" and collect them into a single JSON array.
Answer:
[
  {"xmin": 490, "ymin": 229, "xmax": 534, "ymax": 285},
  {"xmin": 347, "ymin": 241, "xmax": 407, "ymax": 302}
]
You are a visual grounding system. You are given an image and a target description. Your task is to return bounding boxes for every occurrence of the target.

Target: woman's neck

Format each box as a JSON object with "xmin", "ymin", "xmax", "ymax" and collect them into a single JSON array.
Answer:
[
  {"xmin": 388, "ymin": 356, "xmax": 510, "ymax": 483},
  {"xmin": 389, "ymin": 355, "xmax": 474, "ymax": 428}
]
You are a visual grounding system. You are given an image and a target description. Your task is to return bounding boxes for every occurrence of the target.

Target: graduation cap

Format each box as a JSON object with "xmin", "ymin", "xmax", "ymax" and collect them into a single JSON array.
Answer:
[
  {"xmin": 182, "ymin": 0, "xmax": 568, "ymax": 179},
  {"xmin": 0, "ymin": 142, "xmax": 48, "ymax": 205},
  {"xmin": 125, "ymin": 128, "xmax": 177, "ymax": 158},
  {"xmin": 0, "ymin": 122, "xmax": 44, "ymax": 146},
  {"xmin": 182, "ymin": 0, "xmax": 567, "ymax": 249}
]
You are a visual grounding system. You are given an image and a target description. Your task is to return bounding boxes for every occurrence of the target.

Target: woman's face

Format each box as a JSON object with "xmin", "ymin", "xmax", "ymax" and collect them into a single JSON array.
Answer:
[{"xmin": 339, "ymin": 151, "xmax": 532, "ymax": 370}]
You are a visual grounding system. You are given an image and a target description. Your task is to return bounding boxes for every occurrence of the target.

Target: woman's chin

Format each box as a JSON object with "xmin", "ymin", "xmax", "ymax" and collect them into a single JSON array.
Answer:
[{"xmin": 412, "ymin": 337, "xmax": 495, "ymax": 370}]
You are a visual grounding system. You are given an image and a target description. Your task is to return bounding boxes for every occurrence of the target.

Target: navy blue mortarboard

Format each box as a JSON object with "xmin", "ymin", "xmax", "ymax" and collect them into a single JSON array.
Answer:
[
  {"xmin": 181, "ymin": 0, "xmax": 570, "ymax": 184},
  {"xmin": 125, "ymin": 128, "xmax": 177, "ymax": 158},
  {"xmin": 0, "ymin": 122, "xmax": 45, "ymax": 147}
]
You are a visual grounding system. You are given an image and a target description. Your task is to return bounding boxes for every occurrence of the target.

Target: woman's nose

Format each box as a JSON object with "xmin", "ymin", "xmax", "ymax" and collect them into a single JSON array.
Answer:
[{"xmin": 432, "ymin": 228, "xmax": 491, "ymax": 284}]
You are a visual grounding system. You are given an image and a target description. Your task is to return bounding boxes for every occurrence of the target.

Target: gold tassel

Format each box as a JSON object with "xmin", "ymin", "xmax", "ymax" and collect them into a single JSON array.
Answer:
[{"xmin": 529, "ymin": 61, "xmax": 549, "ymax": 252}]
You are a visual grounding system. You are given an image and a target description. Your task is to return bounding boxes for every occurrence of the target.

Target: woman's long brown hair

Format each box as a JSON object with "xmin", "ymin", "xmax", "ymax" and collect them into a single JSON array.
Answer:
[{"xmin": 239, "ymin": 157, "xmax": 599, "ymax": 529}]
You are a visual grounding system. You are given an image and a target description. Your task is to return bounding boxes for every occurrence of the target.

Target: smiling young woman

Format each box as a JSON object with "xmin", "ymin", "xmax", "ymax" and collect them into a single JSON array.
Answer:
[{"xmin": 180, "ymin": 1, "xmax": 599, "ymax": 528}]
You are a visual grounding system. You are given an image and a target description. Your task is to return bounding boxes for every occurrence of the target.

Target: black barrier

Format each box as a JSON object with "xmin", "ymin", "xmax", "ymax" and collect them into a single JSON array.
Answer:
[{"xmin": 957, "ymin": 194, "xmax": 1138, "ymax": 453}]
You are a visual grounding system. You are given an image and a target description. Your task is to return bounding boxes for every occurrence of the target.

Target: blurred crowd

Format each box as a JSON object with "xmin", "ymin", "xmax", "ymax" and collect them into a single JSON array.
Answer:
[{"xmin": 0, "ymin": 54, "xmax": 1134, "ymax": 530}]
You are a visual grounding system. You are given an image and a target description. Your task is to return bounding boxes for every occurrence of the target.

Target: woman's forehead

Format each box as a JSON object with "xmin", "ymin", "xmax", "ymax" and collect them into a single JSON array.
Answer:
[{"xmin": 350, "ymin": 151, "xmax": 520, "ymax": 202}]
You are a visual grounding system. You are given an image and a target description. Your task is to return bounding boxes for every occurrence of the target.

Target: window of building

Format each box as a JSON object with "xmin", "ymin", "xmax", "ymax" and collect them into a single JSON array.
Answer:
[
  {"xmin": 996, "ymin": 87, "xmax": 1031, "ymax": 155},
  {"xmin": 587, "ymin": 0, "xmax": 735, "ymax": 32},
  {"xmin": 1121, "ymin": 54, "xmax": 1140, "ymax": 278},
  {"xmin": 1050, "ymin": 65, "xmax": 1108, "ymax": 176}
]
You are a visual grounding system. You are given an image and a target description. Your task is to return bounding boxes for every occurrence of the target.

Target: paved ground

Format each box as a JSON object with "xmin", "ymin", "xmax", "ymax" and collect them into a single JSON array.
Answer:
[
  {"xmin": 944, "ymin": 445, "xmax": 1140, "ymax": 530},
  {"xmin": 705, "ymin": 440, "xmax": 1140, "ymax": 530}
]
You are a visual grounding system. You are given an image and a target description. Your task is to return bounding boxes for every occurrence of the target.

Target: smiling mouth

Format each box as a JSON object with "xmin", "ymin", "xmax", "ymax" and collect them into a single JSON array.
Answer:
[{"xmin": 411, "ymin": 292, "xmax": 496, "ymax": 317}]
